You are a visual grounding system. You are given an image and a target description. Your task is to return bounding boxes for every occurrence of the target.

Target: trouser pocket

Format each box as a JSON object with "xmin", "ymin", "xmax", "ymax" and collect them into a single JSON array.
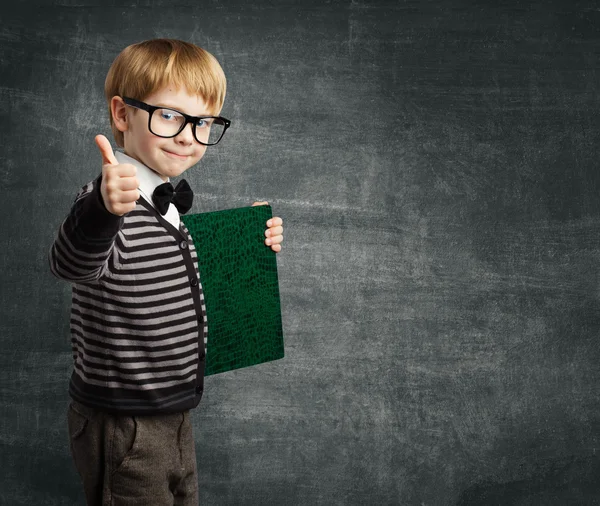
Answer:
[
  {"xmin": 110, "ymin": 414, "xmax": 140, "ymax": 476},
  {"xmin": 67, "ymin": 401, "xmax": 92, "ymax": 472},
  {"xmin": 67, "ymin": 400, "xmax": 106, "ymax": 505}
]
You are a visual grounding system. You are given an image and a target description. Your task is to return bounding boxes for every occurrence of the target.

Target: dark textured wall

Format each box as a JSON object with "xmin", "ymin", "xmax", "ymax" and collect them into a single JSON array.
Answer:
[{"xmin": 1, "ymin": 1, "xmax": 599, "ymax": 505}]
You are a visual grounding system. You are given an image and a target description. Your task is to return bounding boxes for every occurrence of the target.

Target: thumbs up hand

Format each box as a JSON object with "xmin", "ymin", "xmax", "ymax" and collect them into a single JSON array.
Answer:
[{"xmin": 95, "ymin": 135, "xmax": 140, "ymax": 216}]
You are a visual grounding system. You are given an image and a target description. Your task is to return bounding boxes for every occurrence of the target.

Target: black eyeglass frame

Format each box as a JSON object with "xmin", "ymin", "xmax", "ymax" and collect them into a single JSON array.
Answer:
[{"xmin": 122, "ymin": 97, "xmax": 231, "ymax": 146}]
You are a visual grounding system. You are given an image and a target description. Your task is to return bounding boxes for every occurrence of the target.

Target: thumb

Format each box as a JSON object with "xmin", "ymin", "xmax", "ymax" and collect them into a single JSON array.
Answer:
[{"xmin": 95, "ymin": 134, "xmax": 118, "ymax": 166}]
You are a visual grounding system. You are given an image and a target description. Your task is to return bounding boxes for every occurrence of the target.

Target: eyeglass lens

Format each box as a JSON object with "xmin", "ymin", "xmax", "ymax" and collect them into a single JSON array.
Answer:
[{"xmin": 151, "ymin": 108, "xmax": 226, "ymax": 144}]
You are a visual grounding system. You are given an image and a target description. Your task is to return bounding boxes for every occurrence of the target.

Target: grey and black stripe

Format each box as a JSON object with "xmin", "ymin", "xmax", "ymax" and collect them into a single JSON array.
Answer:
[{"xmin": 49, "ymin": 176, "xmax": 208, "ymax": 415}]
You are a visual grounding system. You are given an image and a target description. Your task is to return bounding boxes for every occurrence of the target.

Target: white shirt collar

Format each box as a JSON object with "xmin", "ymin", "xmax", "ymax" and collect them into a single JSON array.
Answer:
[{"xmin": 114, "ymin": 150, "xmax": 181, "ymax": 228}]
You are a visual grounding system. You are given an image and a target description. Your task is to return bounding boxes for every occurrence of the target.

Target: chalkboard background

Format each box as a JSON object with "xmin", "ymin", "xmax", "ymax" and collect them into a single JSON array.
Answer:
[{"xmin": 1, "ymin": 1, "xmax": 599, "ymax": 505}]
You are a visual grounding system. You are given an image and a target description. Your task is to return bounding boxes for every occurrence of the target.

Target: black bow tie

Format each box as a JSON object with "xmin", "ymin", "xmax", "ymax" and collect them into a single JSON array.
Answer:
[{"xmin": 152, "ymin": 179, "xmax": 194, "ymax": 215}]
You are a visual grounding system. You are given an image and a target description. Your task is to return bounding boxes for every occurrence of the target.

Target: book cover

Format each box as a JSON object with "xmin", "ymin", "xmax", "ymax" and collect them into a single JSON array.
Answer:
[{"xmin": 181, "ymin": 205, "xmax": 284, "ymax": 375}]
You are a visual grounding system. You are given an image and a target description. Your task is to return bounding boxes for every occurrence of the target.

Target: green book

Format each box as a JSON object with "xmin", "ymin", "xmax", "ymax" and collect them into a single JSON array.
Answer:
[{"xmin": 181, "ymin": 205, "xmax": 284, "ymax": 376}]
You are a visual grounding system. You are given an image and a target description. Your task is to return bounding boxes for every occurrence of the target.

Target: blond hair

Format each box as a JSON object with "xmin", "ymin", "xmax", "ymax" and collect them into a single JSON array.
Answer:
[{"xmin": 104, "ymin": 38, "xmax": 227, "ymax": 147}]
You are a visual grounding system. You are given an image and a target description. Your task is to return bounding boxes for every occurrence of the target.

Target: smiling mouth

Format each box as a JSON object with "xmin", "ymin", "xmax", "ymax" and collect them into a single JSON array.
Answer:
[{"xmin": 163, "ymin": 149, "xmax": 189, "ymax": 160}]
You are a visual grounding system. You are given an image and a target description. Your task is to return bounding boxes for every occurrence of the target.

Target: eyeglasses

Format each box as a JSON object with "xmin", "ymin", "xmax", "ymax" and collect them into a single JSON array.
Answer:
[{"xmin": 123, "ymin": 97, "xmax": 231, "ymax": 146}]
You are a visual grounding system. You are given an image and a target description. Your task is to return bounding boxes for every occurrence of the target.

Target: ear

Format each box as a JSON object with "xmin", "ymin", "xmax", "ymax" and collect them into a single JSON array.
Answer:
[{"xmin": 111, "ymin": 96, "xmax": 129, "ymax": 133}]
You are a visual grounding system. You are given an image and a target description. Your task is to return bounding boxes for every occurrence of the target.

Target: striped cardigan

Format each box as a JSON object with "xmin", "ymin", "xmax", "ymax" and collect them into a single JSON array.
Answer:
[{"xmin": 49, "ymin": 175, "xmax": 207, "ymax": 415}]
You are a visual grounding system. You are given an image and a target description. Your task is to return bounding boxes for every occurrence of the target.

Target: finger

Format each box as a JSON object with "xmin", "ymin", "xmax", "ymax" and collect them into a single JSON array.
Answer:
[
  {"xmin": 103, "ymin": 175, "xmax": 138, "ymax": 194},
  {"xmin": 95, "ymin": 134, "xmax": 118, "ymax": 166},
  {"xmin": 118, "ymin": 177, "xmax": 140, "ymax": 191},
  {"xmin": 267, "ymin": 217, "xmax": 282, "ymax": 227},
  {"xmin": 265, "ymin": 225, "xmax": 283, "ymax": 237},
  {"xmin": 103, "ymin": 188, "xmax": 139, "ymax": 207},
  {"xmin": 252, "ymin": 201, "xmax": 268, "ymax": 206},
  {"xmin": 271, "ymin": 244, "xmax": 282, "ymax": 253},
  {"xmin": 113, "ymin": 201, "xmax": 138, "ymax": 216},
  {"xmin": 265, "ymin": 235, "xmax": 283, "ymax": 246},
  {"xmin": 115, "ymin": 164, "xmax": 137, "ymax": 178},
  {"xmin": 114, "ymin": 189, "xmax": 140, "ymax": 203}
]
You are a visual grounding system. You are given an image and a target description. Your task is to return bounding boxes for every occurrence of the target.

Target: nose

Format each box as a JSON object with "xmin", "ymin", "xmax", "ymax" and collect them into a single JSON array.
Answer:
[{"xmin": 175, "ymin": 122, "xmax": 195, "ymax": 144}]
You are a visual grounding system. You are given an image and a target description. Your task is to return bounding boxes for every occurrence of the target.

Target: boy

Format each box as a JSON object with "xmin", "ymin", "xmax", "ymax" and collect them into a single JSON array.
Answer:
[{"xmin": 49, "ymin": 38, "xmax": 284, "ymax": 505}]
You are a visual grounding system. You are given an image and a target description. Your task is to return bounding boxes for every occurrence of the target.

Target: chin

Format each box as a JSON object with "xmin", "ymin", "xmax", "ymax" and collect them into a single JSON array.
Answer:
[
  {"xmin": 169, "ymin": 166, "xmax": 193, "ymax": 178},
  {"xmin": 155, "ymin": 159, "xmax": 191, "ymax": 176}
]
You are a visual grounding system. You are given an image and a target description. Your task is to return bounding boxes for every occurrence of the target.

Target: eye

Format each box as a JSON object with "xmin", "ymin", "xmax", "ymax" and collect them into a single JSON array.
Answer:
[
  {"xmin": 155, "ymin": 108, "xmax": 184, "ymax": 123},
  {"xmin": 160, "ymin": 111, "xmax": 177, "ymax": 121},
  {"xmin": 196, "ymin": 118, "xmax": 214, "ymax": 129}
]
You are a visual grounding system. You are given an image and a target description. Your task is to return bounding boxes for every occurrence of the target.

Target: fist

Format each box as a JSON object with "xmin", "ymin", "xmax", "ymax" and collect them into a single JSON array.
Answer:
[{"xmin": 95, "ymin": 134, "xmax": 140, "ymax": 216}]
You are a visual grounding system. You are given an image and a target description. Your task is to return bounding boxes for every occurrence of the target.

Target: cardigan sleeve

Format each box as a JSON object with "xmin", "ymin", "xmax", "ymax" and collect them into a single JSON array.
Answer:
[{"xmin": 48, "ymin": 175, "xmax": 124, "ymax": 283}]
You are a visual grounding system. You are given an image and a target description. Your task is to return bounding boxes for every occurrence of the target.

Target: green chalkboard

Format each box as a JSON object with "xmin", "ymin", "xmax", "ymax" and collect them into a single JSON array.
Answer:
[{"xmin": 181, "ymin": 205, "xmax": 284, "ymax": 375}]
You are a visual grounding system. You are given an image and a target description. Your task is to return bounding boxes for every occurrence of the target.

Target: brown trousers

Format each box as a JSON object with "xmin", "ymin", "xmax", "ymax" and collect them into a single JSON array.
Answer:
[{"xmin": 67, "ymin": 399, "xmax": 199, "ymax": 506}]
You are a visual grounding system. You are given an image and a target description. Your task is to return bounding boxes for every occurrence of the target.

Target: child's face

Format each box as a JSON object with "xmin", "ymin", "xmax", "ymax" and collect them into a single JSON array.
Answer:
[{"xmin": 119, "ymin": 85, "xmax": 213, "ymax": 181}]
